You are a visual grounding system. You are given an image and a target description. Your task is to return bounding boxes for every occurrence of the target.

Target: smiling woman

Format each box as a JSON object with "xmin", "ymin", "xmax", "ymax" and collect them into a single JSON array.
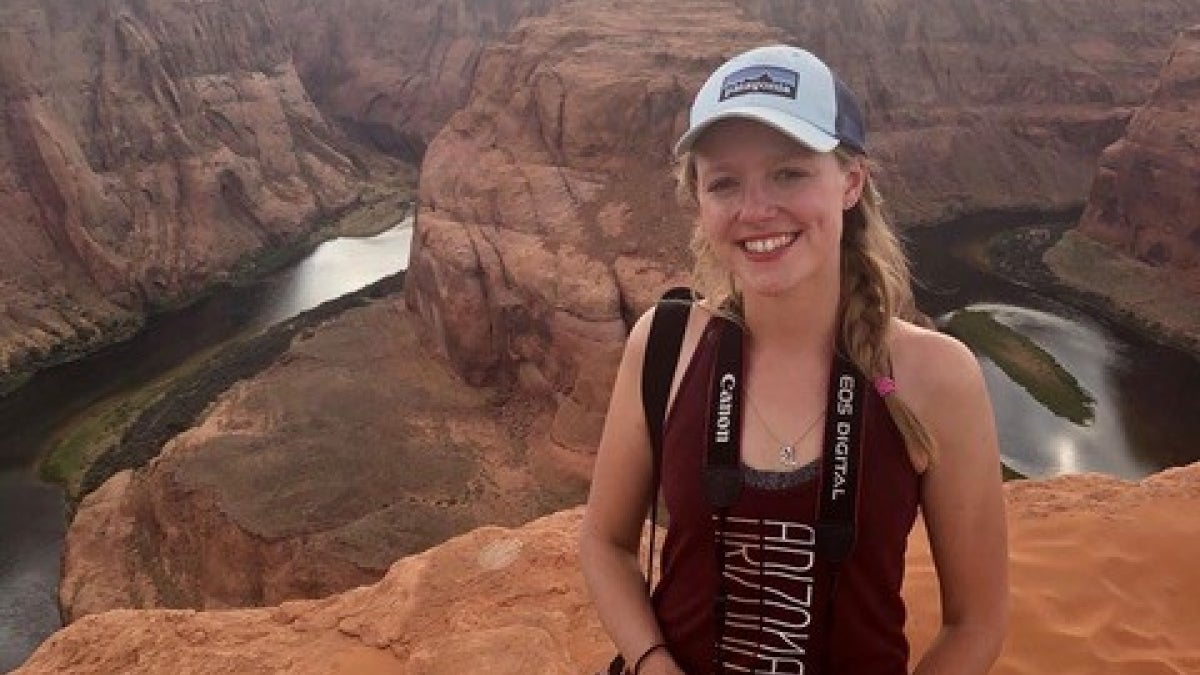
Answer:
[{"xmin": 581, "ymin": 44, "xmax": 1008, "ymax": 675}]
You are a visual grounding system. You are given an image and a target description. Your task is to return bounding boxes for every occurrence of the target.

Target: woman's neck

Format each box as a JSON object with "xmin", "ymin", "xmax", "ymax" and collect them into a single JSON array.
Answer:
[{"xmin": 740, "ymin": 281, "xmax": 840, "ymax": 359}]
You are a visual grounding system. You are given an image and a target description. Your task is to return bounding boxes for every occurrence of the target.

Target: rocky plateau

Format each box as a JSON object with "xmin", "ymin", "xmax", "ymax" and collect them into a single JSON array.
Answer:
[
  {"xmin": 58, "ymin": 294, "xmax": 580, "ymax": 622},
  {"xmin": 19, "ymin": 462, "xmax": 1200, "ymax": 674}
]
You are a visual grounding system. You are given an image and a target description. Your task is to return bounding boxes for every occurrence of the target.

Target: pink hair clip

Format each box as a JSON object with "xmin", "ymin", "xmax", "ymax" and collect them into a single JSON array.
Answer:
[{"xmin": 874, "ymin": 376, "xmax": 897, "ymax": 397}]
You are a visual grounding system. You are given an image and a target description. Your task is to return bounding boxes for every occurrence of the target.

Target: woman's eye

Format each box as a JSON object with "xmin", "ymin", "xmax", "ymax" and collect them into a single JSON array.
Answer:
[{"xmin": 705, "ymin": 177, "xmax": 738, "ymax": 193}]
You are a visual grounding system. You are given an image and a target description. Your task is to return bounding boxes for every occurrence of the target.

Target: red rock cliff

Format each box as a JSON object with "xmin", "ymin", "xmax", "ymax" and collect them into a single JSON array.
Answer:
[
  {"xmin": 1077, "ymin": 25, "xmax": 1200, "ymax": 273},
  {"xmin": 0, "ymin": 0, "xmax": 363, "ymax": 389},
  {"xmin": 408, "ymin": 1, "xmax": 777, "ymax": 461},
  {"xmin": 274, "ymin": 0, "xmax": 562, "ymax": 161}
]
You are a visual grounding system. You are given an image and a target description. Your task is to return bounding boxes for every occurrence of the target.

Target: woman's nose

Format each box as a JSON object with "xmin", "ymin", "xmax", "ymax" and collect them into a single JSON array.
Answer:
[{"xmin": 737, "ymin": 180, "xmax": 778, "ymax": 222}]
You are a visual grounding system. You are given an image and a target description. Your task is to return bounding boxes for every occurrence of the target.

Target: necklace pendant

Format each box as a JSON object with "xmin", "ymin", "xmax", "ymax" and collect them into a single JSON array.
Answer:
[{"xmin": 779, "ymin": 444, "xmax": 798, "ymax": 467}]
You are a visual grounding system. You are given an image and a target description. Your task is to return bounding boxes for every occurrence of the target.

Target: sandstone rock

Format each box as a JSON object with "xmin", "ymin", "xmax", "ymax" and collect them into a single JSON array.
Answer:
[
  {"xmin": 1043, "ymin": 26, "xmax": 1200, "ymax": 348},
  {"xmin": 407, "ymin": 0, "xmax": 1200, "ymax": 456},
  {"xmin": 0, "ymin": 0, "xmax": 364, "ymax": 388},
  {"xmin": 736, "ymin": 0, "xmax": 1200, "ymax": 224},
  {"xmin": 407, "ymin": 1, "xmax": 780, "ymax": 455},
  {"xmin": 21, "ymin": 463, "xmax": 1200, "ymax": 674},
  {"xmin": 59, "ymin": 296, "xmax": 577, "ymax": 621},
  {"xmin": 274, "ymin": 0, "xmax": 562, "ymax": 161},
  {"xmin": 1076, "ymin": 26, "xmax": 1200, "ymax": 272}
]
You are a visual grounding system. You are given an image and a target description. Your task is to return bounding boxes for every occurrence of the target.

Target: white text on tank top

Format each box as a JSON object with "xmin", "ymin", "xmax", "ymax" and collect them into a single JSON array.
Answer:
[{"xmin": 716, "ymin": 515, "xmax": 817, "ymax": 674}]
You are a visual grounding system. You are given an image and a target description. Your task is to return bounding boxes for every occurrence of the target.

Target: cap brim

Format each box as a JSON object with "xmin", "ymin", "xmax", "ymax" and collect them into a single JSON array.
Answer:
[{"xmin": 673, "ymin": 106, "xmax": 840, "ymax": 157}]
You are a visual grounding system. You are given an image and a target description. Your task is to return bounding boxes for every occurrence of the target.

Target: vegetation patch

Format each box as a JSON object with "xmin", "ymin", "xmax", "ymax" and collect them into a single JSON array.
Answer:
[
  {"xmin": 39, "ymin": 342, "xmax": 226, "ymax": 499},
  {"xmin": 944, "ymin": 309, "xmax": 1095, "ymax": 425}
]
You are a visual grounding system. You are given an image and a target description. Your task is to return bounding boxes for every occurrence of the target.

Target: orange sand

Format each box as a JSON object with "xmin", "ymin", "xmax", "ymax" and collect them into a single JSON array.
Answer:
[{"xmin": 905, "ymin": 467, "xmax": 1200, "ymax": 674}]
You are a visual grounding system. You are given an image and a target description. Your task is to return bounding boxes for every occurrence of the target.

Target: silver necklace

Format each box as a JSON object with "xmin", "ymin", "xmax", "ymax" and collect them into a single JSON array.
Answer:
[{"xmin": 746, "ymin": 398, "xmax": 825, "ymax": 467}]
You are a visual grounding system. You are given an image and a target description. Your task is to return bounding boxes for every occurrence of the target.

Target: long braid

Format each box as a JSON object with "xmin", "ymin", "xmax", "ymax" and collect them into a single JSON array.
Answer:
[{"xmin": 838, "ymin": 168, "xmax": 936, "ymax": 471}]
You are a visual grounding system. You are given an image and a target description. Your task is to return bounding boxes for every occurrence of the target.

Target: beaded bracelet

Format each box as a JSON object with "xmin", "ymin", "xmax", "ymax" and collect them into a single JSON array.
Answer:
[{"xmin": 631, "ymin": 642, "xmax": 667, "ymax": 675}]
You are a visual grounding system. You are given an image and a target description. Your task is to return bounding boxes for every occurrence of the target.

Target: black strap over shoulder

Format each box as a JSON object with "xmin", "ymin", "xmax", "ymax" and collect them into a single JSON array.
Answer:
[
  {"xmin": 608, "ymin": 287, "xmax": 692, "ymax": 675},
  {"xmin": 639, "ymin": 287, "xmax": 693, "ymax": 584},
  {"xmin": 642, "ymin": 286, "xmax": 693, "ymax": 474}
]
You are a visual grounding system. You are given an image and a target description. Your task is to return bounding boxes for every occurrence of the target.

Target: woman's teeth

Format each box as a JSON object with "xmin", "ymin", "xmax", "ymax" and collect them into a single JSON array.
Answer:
[{"xmin": 741, "ymin": 233, "xmax": 797, "ymax": 254}]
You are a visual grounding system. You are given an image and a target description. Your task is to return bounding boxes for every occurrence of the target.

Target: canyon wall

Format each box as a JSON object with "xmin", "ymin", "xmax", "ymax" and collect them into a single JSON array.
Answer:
[
  {"xmin": 1076, "ymin": 25, "xmax": 1200, "ymax": 272},
  {"xmin": 738, "ymin": 0, "xmax": 1200, "ymax": 223},
  {"xmin": 407, "ymin": 0, "xmax": 1200, "ymax": 458},
  {"xmin": 1045, "ymin": 25, "xmax": 1200, "ymax": 348},
  {"xmin": 274, "ymin": 0, "xmax": 561, "ymax": 161},
  {"xmin": 0, "ymin": 0, "xmax": 364, "ymax": 391}
]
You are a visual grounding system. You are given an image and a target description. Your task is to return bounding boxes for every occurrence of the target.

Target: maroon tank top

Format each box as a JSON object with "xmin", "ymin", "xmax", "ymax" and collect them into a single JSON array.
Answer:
[{"xmin": 651, "ymin": 319, "xmax": 920, "ymax": 674}]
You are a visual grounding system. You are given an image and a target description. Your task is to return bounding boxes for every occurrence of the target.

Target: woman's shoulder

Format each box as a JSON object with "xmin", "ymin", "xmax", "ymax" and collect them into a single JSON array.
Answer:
[
  {"xmin": 886, "ymin": 317, "xmax": 986, "ymax": 411},
  {"xmin": 623, "ymin": 295, "xmax": 716, "ymax": 379}
]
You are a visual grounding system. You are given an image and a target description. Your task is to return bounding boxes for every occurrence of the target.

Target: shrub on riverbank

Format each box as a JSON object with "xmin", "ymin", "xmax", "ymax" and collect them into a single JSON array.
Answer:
[{"xmin": 944, "ymin": 309, "xmax": 1095, "ymax": 425}]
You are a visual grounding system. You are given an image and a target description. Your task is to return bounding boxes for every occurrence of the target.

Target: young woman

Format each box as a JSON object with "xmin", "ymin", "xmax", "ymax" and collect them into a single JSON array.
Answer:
[{"xmin": 581, "ymin": 45, "xmax": 1008, "ymax": 674}]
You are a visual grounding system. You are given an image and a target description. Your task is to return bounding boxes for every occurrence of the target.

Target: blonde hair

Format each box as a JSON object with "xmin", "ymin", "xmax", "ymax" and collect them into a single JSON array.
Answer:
[{"xmin": 678, "ymin": 148, "xmax": 936, "ymax": 471}]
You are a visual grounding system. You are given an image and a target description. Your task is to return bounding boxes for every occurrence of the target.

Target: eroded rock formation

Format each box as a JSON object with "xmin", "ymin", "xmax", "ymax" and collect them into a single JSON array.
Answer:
[
  {"xmin": 274, "ymin": 0, "xmax": 562, "ymax": 161},
  {"xmin": 1042, "ymin": 25, "xmax": 1200, "ymax": 348},
  {"xmin": 1076, "ymin": 25, "xmax": 1200, "ymax": 272},
  {"xmin": 19, "ymin": 462, "xmax": 1200, "ymax": 674},
  {"xmin": 407, "ymin": 1, "xmax": 769, "ymax": 458},
  {"xmin": 407, "ymin": 0, "xmax": 1200, "ymax": 457},
  {"xmin": 0, "ymin": 0, "xmax": 363, "ymax": 391},
  {"xmin": 58, "ymin": 295, "xmax": 580, "ymax": 621}
]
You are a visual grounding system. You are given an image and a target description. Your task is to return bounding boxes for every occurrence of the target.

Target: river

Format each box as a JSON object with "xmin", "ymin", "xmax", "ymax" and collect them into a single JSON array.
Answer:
[
  {"xmin": 0, "ymin": 220, "xmax": 414, "ymax": 672},
  {"xmin": 1, "ymin": 212, "xmax": 1199, "ymax": 670},
  {"xmin": 906, "ymin": 212, "xmax": 1200, "ymax": 479}
]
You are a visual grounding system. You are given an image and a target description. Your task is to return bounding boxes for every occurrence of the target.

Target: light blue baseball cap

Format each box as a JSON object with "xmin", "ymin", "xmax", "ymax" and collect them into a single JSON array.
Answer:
[{"xmin": 674, "ymin": 44, "xmax": 867, "ymax": 157}]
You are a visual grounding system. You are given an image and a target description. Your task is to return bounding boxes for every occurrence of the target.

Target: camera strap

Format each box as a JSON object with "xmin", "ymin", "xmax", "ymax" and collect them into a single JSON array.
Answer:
[
  {"xmin": 605, "ymin": 288, "xmax": 693, "ymax": 675},
  {"xmin": 705, "ymin": 317, "xmax": 866, "ymax": 673}
]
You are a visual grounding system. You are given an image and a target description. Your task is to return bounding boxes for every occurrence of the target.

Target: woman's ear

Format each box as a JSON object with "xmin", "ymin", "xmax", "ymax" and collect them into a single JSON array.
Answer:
[{"xmin": 842, "ymin": 159, "xmax": 866, "ymax": 210}]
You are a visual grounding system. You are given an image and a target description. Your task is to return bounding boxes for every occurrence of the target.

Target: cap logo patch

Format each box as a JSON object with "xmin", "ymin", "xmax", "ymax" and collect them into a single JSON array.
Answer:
[{"xmin": 719, "ymin": 65, "xmax": 798, "ymax": 102}]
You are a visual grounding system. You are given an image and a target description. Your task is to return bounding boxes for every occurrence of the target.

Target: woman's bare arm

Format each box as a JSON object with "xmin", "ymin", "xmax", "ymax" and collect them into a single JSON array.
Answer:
[
  {"xmin": 580, "ymin": 307, "xmax": 692, "ymax": 675},
  {"xmin": 892, "ymin": 323, "xmax": 1010, "ymax": 674}
]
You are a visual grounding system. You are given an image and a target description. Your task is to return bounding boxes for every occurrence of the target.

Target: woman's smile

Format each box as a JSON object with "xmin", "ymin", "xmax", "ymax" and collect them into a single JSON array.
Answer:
[{"xmin": 740, "ymin": 232, "xmax": 799, "ymax": 255}]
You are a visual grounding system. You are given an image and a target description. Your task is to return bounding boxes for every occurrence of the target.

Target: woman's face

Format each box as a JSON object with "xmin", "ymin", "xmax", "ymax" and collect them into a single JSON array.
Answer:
[{"xmin": 692, "ymin": 118, "xmax": 864, "ymax": 299}]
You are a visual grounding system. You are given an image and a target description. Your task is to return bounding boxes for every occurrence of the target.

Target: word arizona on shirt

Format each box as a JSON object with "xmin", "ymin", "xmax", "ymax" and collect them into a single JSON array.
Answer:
[{"xmin": 718, "ymin": 516, "xmax": 819, "ymax": 673}]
